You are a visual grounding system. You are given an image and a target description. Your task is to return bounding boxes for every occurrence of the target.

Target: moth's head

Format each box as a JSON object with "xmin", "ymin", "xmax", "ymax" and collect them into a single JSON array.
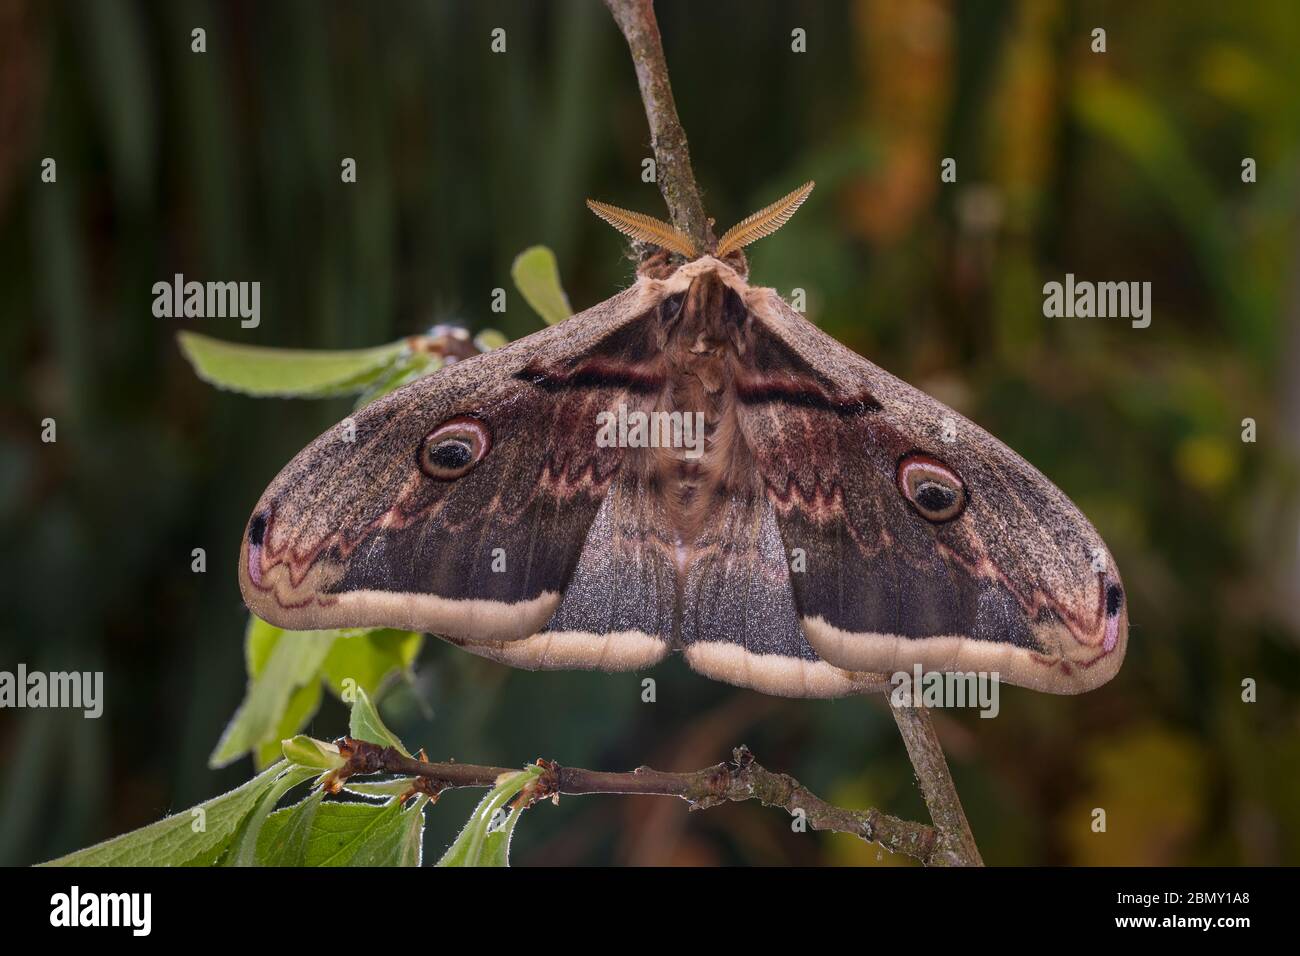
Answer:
[{"xmin": 586, "ymin": 182, "xmax": 814, "ymax": 281}]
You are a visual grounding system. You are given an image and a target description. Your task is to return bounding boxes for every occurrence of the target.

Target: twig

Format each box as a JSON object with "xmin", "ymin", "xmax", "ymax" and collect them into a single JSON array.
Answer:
[
  {"xmin": 889, "ymin": 702, "xmax": 983, "ymax": 866},
  {"xmin": 603, "ymin": 0, "xmax": 715, "ymax": 252},
  {"xmin": 335, "ymin": 740, "xmax": 940, "ymax": 865}
]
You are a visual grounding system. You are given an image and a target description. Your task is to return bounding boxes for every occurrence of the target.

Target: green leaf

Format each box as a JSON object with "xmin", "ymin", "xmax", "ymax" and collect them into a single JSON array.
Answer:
[
  {"xmin": 40, "ymin": 761, "xmax": 289, "ymax": 867},
  {"xmin": 282, "ymin": 735, "xmax": 346, "ymax": 772},
  {"xmin": 322, "ymin": 629, "xmax": 422, "ymax": 700},
  {"xmin": 259, "ymin": 797, "xmax": 427, "ymax": 866},
  {"xmin": 511, "ymin": 246, "xmax": 572, "ymax": 325},
  {"xmin": 255, "ymin": 790, "xmax": 324, "ymax": 866},
  {"xmin": 348, "ymin": 686, "xmax": 411, "ymax": 757},
  {"xmin": 209, "ymin": 617, "xmax": 339, "ymax": 768},
  {"xmin": 254, "ymin": 678, "xmax": 322, "ymax": 769},
  {"xmin": 353, "ymin": 351, "xmax": 442, "ymax": 409},
  {"xmin": 178, "ymin": 331, "xmax": 406, "ymax": 398},
  {"xmin": 436, "ymin": 764, "xmax": 543, "ymax": 867},
  {"xmin": 478, "ymin": 806, "xmax": 525, "ymax": 867},
  {"xmin": 344, "ymin": 778, "xmax": 417, "ymax": 800},
  {"xmin": 225, "ymin": 765, "xmax": 319, "ymax": 867}
]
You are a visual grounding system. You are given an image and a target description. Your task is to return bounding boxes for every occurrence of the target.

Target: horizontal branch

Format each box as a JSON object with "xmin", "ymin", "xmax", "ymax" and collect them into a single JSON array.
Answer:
[{"xmin": 334, "ymin": 739, "xmax": 939, "ymax": 865}]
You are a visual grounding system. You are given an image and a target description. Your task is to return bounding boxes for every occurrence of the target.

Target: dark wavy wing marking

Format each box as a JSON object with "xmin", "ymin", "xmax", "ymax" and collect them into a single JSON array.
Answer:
[{"xmin": 735, "ymin": 316, "xmax": 882, "ymax": 414}]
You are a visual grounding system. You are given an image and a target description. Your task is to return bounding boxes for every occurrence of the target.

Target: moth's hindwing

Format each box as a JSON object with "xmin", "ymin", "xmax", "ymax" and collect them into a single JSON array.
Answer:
[
  {"xmin": 444, "ymin": 469, "xmax": 675, "ymax": 672},
  {"xmin": 680, "ymin": 486, "xmax": 890, "ymax": 698}
]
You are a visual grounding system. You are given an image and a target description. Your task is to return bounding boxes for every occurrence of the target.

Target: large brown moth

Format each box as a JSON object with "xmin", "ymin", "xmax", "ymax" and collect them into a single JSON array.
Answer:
[{"xmin": 239, "ymin": 183, "xmax": 1127, "ymax": 697}]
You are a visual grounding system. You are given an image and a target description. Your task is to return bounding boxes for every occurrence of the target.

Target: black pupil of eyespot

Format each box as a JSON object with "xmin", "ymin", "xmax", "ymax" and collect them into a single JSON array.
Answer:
[
  {"xmin": 915, "ymin": 481, "xmax": 956, "ymax": 513},
  {"xmin": 429, "ymin": 438, "xmax": 473, "ymax": 470},
  {"xmin": 248, "ymin": 513, "xmax": 266, "ymax": 546},
  {"xmin": 1106, "ymin": 584, "xmax": 1124, "ymax": 617}
]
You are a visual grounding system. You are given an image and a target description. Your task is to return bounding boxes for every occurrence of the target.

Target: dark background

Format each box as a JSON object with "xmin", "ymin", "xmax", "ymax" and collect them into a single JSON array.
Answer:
[{"xmin": 2, "ymin": 0, "xmax": 1299, "ymax": 866}]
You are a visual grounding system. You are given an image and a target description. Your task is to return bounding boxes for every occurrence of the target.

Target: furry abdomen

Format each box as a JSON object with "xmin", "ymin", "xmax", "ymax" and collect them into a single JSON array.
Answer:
[{"xmin": 652, "ymin": 272, "xmax": 757, "ymax": 571}]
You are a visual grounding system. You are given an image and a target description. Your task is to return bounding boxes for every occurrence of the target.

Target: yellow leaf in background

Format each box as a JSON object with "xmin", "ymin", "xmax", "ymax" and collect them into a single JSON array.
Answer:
[
  {"xmin": 1198, "ymin": 45, "xmax": 1270, "ymax": 106},
  {"xmin": 1175, "ymin": 435, "xmax": 1237, "ymax": 493},
  {"xmin": 1061, "ymin": 726, "xmax": 1208, "ymax": 865}
]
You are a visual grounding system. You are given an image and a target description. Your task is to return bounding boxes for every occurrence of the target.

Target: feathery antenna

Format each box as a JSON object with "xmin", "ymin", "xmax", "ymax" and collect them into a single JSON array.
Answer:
[
  {"xmin": 715, "ymin": 182, "xmax": 815, "ymax": 257},
  {"xmin": 586, "ymin": 199, "xmax": 698, "ymax": 258}
]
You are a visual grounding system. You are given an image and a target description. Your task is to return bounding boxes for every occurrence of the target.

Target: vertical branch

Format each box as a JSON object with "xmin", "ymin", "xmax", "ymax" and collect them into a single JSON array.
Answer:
[
  {"xmin": 602, "ymin": 0, "xmax": 715, "ymax": 252},
  {"xmin": 890, "ymin": 701, "xmax": 983, "ymax": 866},
  {"xmin": 602, "ymin": 0, "xmax": 983, "ymax": 866}
]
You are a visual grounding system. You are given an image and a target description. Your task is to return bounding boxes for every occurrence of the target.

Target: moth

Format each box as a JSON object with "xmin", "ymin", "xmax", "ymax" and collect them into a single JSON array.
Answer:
[{"xmin": 240, "ymin": 183, "xmax": 1127, "ymax": 697}]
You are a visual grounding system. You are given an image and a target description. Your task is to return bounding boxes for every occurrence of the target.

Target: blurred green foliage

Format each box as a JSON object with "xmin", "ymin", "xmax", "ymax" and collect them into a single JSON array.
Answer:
[{"xmin": 2, "ymin": 0, "xmax": 1299, "ymax": 866}]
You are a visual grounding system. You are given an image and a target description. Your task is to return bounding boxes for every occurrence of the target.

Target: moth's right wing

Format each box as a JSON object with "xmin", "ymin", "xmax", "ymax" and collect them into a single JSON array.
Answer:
[{"xmin": 240, "ymin": 282, "xmax": 675, "ymax": 654}]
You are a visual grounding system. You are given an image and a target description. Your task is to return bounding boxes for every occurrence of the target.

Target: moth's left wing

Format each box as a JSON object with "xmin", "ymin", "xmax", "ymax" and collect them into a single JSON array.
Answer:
[{"xmin": 733, "ymin": 287, "xmax": 1128, "ymax": 694}]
